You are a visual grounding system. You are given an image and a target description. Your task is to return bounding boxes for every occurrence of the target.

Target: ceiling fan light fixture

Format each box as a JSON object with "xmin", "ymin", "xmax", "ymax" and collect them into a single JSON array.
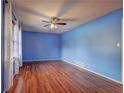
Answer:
[
  {"xmin": 51, "ymin": 24, "xmax": 55, "ymax": 29},
  {"xmin": 51, "ymin": 23, "xmax": 58, "ymax": 29}
]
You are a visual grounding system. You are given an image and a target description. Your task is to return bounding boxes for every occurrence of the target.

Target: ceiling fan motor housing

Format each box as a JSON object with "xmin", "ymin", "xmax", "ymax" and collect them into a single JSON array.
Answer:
[{"xmin": 52, "ymin": 17, "xmax": 60, "ymax": 23}]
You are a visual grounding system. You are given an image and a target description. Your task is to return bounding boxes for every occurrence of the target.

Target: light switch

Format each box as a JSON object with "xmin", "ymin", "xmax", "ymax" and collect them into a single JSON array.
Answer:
[{"xmin": 117, "ymin": 43, "xmax": 120, "ymax": 47}]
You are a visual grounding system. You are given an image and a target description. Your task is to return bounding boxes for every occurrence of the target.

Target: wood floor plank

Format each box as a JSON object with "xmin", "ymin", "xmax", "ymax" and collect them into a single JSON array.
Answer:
[{"xmin": 6, "ymin": 60, "xmax": 123, "ymax": 93}]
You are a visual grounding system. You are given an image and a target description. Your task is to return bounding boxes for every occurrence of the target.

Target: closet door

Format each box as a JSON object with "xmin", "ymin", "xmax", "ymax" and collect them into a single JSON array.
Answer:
[
  {"xmin": 12, "ymin": 21, "xmax": 16, "ymax": 75},
  {"xmin": 4, "ymin": 1, "xmax": 22, "ymax": 91},
  {"xmin": 4, "ymin": 1, "xmax": 13, "ymax": 90},
  {"xmin": 19, "ymin": 27, "xmax": 22, "ymax": 67},
  {"xmin": 13, "ymin": 21, "xmax": 20, "ymax": 74}
]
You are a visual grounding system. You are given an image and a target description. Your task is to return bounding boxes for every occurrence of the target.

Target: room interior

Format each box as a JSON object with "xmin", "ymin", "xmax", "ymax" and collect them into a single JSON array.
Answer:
[{"xmin": 2, "ymin": 0, "xmax": 123, "ymax": 93}]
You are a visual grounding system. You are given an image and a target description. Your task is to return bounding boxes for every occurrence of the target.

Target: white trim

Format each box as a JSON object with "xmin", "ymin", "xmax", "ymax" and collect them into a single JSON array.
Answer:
[
  {"xmin": 62, "ymin": 59, "xmax": 123, "ymax": 85},
  {"xmin": 23, "ymin": 59, "xmax": 61, "ymax": 62},
  {"xmin": 3, "ymin": 74, "xmax": 15, "ymax": 93}
]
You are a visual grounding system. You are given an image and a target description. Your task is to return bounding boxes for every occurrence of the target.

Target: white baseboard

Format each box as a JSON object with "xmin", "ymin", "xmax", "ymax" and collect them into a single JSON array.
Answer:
[
  {"xmin": 23, "ymin": 59, "xmax": 61, "ymax": 62},
  {"xmin": 62, "ymin": 59, "xmax": 123, "ymax": 85}
]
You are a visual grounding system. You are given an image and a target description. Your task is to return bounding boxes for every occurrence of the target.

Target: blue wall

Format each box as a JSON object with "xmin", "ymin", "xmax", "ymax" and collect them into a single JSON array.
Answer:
[
  {"xmin": 22, "ymin": 9, "xmax": 122, "ymax": 82},
  {"xmin": 22, "ymin": 31, "xmax": 61, "ymax": 61},
  {"xmin": 61, "ymin": 9, "xmax": 122, "ymax": 82}
]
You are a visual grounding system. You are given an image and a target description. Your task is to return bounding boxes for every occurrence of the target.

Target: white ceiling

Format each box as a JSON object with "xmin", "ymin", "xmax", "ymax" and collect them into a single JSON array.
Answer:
[{"xmin": 14, "ymin": 0, "xmax": 122, "ymax": 33}]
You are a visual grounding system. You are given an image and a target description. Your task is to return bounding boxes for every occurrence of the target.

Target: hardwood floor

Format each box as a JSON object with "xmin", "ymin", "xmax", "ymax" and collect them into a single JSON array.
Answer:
[{"xmin": 6, "ymin": 60, "xmax": 122, "ymax": 93}]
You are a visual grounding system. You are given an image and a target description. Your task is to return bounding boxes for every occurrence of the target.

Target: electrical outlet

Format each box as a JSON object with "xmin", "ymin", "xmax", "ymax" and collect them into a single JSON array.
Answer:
[{"xmin": 76, "ymin": 61, "xmax": 80, "ymax": 65}]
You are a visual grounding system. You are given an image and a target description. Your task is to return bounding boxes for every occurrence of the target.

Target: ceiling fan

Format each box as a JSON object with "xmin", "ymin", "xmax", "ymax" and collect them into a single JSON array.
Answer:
[{"xmin": 42, "ymin": 17, "xmax": 67, "ymax": 29}]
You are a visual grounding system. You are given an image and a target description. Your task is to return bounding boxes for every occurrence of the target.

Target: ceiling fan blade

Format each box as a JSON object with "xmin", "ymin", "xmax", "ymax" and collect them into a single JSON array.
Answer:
[
  {"xmin": 61, "ymin": 18, "xmax": 77, "ymax": 21},
  {"xmin": 57, "ymin": 23, "xmax": 67, "ymax": 25},
  {"xmin": 43, "ymin": 24, "xmax": 50, "ymax": 27},
  {"xmin": 42, "ymin": 20, "xmax": 50, "ymax": 23}
]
